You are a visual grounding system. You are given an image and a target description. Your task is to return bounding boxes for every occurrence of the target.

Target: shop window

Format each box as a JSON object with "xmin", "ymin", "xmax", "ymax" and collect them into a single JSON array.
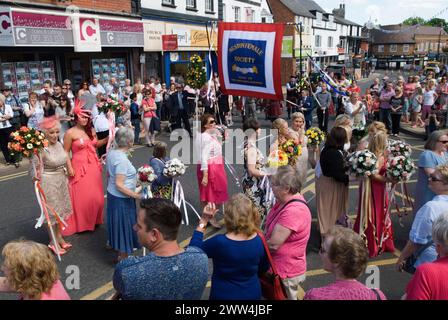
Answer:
[
  {"xmin": 1, "ymin": 60, "xmax": 56, "ymax": 103},
  {"xmin": 91, "ymin": 58, "xmax": 127, "ymax": 87}
]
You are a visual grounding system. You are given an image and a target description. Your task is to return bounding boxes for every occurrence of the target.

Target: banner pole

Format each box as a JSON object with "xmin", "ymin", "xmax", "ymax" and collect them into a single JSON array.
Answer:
[{"xmin": 206, "ymin": 21, "xmax": 220, "ymax": 122}]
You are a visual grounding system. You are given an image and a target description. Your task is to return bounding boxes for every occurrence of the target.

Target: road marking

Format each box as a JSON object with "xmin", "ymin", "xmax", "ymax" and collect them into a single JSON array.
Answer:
[
  {"xmin": 0, "ymin": 171, "xmax": 27, "ymax": 182},
  {"xmin": 349, "ymin": 180, "xmax": 417, "ymax": 189},
  {"xmin": 79, "ymin": 226, "xmax": 224, "ymax": 300}
]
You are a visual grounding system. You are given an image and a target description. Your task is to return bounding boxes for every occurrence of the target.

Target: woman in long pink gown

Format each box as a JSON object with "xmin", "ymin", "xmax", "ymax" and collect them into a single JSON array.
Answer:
[
  {"xmin": 62, "ymin": 105, "xmax": 107, "ymax": 236},
  {"xmin": 353, "ymin": 133, "xmax": 395, "ymax": 258}
]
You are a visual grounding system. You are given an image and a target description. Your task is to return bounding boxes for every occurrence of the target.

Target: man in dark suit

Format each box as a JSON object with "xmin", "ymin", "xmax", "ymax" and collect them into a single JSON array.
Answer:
[{"xmin": 169, "ymin": 84, "xmax": 192, "ymax": 136}]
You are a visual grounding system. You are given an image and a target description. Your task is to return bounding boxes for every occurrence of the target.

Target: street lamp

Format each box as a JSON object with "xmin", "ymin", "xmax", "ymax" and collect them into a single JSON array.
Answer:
[{"xmin": 295, "ymin": 22, "xmax": 303, "ymax": 77}]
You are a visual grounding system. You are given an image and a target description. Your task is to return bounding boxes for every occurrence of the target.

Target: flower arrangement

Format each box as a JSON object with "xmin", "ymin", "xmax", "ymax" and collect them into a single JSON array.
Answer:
[
  {"xmin": 186, "ymin": 54, "xmax": 206, "ymax": 90},
  {"xmin": 306, "ymin": 127, "xmax": 325, "ymax": 147},
  {"xmin": 137, "ymin": 165, "xmax": 157, "ymax": 199},
  {"xmin": 348, "ymin": 150, "xmax": 379, "ymax": 177},
  {"xmin": 387, "ymin": 140, "xmax": 412, "ymax": 158},
  {"xmin": 386, "ymin": 155, "xmax": 416, "ymax": 182},
  {"xmin": 8, "ymin": 126, "xmax": 48, "ymax": 158},
  {"xmin": 352, "ymin": 124, "xmax": 367, "ymax": 141},
  {"xmin": 279, "ymin": 139, "xmax": 302, "ymax": 166},
  {"xmin": 267, "ymin": 150, "xmax": 289, "ymax": 168},
  {"xmin": 163, "ymin": 158, "xmax": 187, "ymax": 178},
  {"xmin": 97, "ymin": 96, "xmax": 127, "ymax": 117}
]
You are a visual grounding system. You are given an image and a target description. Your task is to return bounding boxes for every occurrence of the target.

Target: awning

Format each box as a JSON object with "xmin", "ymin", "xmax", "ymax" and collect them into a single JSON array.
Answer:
[{"xmin": 0, "ymin": 6, "xmax": 147, "ymax": 50}]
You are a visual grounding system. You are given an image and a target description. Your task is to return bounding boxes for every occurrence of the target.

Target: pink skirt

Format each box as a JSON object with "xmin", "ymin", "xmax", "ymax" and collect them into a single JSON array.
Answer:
[{"xmin": 197, "ymin": 157, "xmax": 229, "ymax": 204}]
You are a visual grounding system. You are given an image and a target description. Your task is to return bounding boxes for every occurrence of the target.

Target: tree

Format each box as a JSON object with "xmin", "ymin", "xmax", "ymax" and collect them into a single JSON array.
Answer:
[
  {"xmin": 426, "ymin": 18, "xmax": 448, "ymax": 33},
  {"xmin": 186, "ymin": 54, "xmax": 206, "ymax": 90},
  {"xmin": 403, "ymin": 17, "xmax": 425, "ymax": 26}
]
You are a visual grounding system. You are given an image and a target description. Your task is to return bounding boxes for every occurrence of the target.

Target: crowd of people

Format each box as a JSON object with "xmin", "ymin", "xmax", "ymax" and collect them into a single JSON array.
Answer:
[{"xmin": 0, "ymin": 68, "xmax": 448, "ymax": 301}]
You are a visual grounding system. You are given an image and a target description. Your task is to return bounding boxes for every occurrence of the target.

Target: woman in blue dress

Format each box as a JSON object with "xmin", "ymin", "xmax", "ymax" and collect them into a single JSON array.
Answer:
[
  {"xmin": 189, "ymin": 193, "xmax": 269, "ymax": 300},
  {"xmin": 414, "ymin": 130, "xmax": 448, "ymax": 214},
  {"xmin": 149, "ymin": 142, "xmax": 173, "ymax": 199},
  {"xmin": 106, "ymin": 127, "xmax": 142, "ymax": 263}
]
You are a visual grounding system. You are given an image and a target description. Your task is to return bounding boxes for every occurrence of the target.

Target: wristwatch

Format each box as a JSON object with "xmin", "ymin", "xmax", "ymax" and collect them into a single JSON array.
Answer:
[{"xmin": 199, "ymin": 220, "xmax": 208, "ymax": 230}]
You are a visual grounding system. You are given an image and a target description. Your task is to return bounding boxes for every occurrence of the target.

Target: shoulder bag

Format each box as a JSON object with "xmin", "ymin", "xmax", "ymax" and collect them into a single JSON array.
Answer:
[{"xmin": 259, "ymin": 198, "xmax": 309, "ymax": 300}]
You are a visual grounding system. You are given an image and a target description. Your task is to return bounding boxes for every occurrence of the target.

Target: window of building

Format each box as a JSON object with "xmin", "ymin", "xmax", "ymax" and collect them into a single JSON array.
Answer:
[
  {"xmin": 205, "ymin": 0, "xmax": 214, "ymax": 12},
  {"xmin": 328, "ymin": 36, "xmax": 333, "ymax": 48},
  {"xmin": 378, "ymin": 45, "xmax": 384, "ymax": 53},
  {"xmin": 261, "ymin": 17, "xmax": 266, "ymax": 23},
  {"xmin": 315, "ymin": 35, "xmax": 321, "ymax": 48},
  {"xmin": 234, "ymin": 7, "xmax": 241, "ymax": 22},
  {"xmin": 390, "ymin": 44, "xmax": 397, "ymax": 52},
  {"xmin": 162, "ymin": 0, "xmax": 175, "ymax": 6},
  {"xmin": 403, "ymin": 44, "xmax": 410, "ymax": 53},
  {"xmin": 186, "ymin": 0, "xmax": 196, "ymax": 9},
  {"xmin": 245, "ymin": 8, "xmax": 254, "ymax": 22},
  {"xmin": 222, "ymin": 3, "xmax": 226, "ymax": 21}
]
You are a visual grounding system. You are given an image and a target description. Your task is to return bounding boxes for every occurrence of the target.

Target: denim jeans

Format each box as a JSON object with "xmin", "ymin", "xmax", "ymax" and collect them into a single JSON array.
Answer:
[
  {"xmin": 131, "ymin": 119, "xmax": 141, "ymax": 144},
  {"xmin": 379, "ymin": 108, "xmax": 392, "ymax": 131}
]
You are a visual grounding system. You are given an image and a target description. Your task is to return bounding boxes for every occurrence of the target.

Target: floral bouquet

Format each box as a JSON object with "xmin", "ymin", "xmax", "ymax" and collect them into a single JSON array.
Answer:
[
  {"xmin": 348, "ymin": 150, "xmax": 378, "ymax": 177},
  {"xmin": 279, "ymin": 139, "xmax": 302, "ymax": 166},
  {"xmin": 97, "ymin": 96, "xmax": 127, "ymax": 117},
  {"xmin": 306, "ymin": 127, "xmax": 325, "ymax": 147},
  {"xmin": 352, "ymin": 124, "xmax": 367, "ymax": 141},
  {"xmin": 387, "ymin": 140, "xmax": 412, "ymax": 158},
  {"xmin": 267, "ymin": 150, "xmax": 289, "ymax": 168},
  {"xmin": 386, "ymin": 156, "xmax": 416, "ymax": 182},
  {"xmin": 8, "ymin": 126, "xmax": 48, "ymax": 158},
  {"xmin": 137, "ymin": 165, "xmax": 157, "ymax": 199},
  {"xmin": 163, "ymin": 158, "xmax": 187, "ymax": 178}
]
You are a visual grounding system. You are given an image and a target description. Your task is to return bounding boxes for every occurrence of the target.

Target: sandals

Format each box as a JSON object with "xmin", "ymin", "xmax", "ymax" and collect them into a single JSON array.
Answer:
[
  {"xmin": 60, "ymin": 242, "xmax": 73, "ymax": 250},
  {"xmin": 48, "ymin": 244, "xmax": 67, "ymax": 256}
]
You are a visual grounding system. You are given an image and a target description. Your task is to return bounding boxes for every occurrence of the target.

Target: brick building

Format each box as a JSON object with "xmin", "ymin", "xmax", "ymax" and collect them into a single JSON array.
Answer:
[
  {"xmin": 369, "ymin": 25, "xmax": 448, "ymax": 69},
  {"xmin": 0, "ymin": 0, "xmax": 144, "ymax": 101}
]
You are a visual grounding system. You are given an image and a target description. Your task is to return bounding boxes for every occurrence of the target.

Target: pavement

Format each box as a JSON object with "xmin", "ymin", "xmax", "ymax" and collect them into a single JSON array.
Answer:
[{"xmin": 0, "ymin": 71, "xmax": 425, "ymax": 300}]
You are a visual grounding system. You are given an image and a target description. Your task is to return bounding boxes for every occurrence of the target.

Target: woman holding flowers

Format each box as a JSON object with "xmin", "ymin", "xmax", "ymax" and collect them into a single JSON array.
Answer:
[
  {"xmin": 271, "ymin": 118, "xmax": 301, "ymax": 166},
  {"xmin": 31, "ymin": 117, "xmax": 72, "ymax": 255},
  {"xmin": 242, "ymin": 118, "xmax": 270, "ymax": 226},
  {"xmin": 106, "ymin": 127, "xmax": 141, "ymax": 262},
  {"xmin": 196, "ymin": 114, "xmax": 228, "ymax": 228},
  {"xmin": 316, "ymin": 127, "xmax": 350, "ymax": 240},
  {"xmin": 62, "ymin": 104, "xmax": 108, "ymax": 236},
  {"xmin": 149, "ymin": 141, "xmax": 172, "ymax": 199},
  {"xmin": 290, "ymin": 112, "xmax": 309, "ymax": 185},
  {"xmin": 353, "ymin": 132, "xmax": 396, "ymax": 258}
]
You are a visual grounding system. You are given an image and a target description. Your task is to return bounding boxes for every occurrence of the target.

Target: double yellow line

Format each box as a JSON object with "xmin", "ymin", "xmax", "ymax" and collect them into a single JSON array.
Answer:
[{"xmin": 0, "ymin": 170, "xmax": 27, "ymax": 182}]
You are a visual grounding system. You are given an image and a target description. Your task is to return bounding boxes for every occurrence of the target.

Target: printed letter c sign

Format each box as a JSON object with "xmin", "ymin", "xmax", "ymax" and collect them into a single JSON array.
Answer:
[{"xmin": 80, "ymin": 18, "xmax": 98, "ymax": 41}]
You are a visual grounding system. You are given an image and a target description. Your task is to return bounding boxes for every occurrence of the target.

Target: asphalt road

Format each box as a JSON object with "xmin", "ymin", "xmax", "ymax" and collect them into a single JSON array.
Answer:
[{"xmin": 0, "ymin": 71, "xmax": 424, "ymax": 300}]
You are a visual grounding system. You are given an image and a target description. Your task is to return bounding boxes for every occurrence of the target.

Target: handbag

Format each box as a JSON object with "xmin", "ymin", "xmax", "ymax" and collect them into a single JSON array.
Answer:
[
  {"xmin": 257, "ymin": 231, "xmax": 288, "ymax": 300},
  {"xmin": 403, "ymin": 240, "xmax": 434, "ymax": 274},
  {"xmin": 149, "ymin": 116, "xmax": 161, "ymax": 133}
]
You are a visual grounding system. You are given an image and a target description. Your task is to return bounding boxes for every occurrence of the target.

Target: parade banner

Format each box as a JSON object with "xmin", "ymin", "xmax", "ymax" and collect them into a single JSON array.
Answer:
[{"xmin": 218, "ymin": 22, "xmax": 284, "ymax": 100}]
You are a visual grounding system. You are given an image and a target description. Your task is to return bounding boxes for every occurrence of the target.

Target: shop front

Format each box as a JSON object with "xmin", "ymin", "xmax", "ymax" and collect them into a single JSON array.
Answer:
[
  {"xmin": 0, "ymin": 6, "xmax": 144, "ymax": 101},
  {"xmin": 162, "ymin": 22, "xmax": 218, "ymax": 87}
]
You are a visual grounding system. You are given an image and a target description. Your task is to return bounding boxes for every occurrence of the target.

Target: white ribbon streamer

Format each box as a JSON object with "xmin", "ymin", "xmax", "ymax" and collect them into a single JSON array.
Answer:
[{"xmin": 171, "ymin": 180, "xmax": 200, "ymax": 225}]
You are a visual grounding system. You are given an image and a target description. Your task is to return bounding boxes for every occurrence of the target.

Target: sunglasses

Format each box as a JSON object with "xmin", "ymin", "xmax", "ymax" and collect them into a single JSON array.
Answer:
[
  {"xmin": 208, "ymin": 120, "xmax": 216, "ymax": 125},
  {"xmin": 62, "ymin": 87, "xmax": 68, "ymax": 90},
  {"xmin": 428, "ymin": 175, "xmax": 443, "ymax": 182},
  {"xmin": 438, "ymin": 140, "xmax": 448, "ymax": 144}
]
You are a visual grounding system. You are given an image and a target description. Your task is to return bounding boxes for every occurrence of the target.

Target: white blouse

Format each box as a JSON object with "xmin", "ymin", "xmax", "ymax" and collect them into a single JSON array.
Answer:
[{"xmin": 196, "ymin": 131, "xmax": 223, "ymax": 171}]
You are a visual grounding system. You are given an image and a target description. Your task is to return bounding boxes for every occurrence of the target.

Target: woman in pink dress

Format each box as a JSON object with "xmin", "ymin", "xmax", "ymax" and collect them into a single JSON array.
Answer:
[
  {"xmin": 196, "ymin": 113, "xmax": 228, "ymax": 228},
  {"xmin": 62, "ymin": 104, "xmax": 107, "ymax": 236},
  {"xmin": 0, "ymin": 240, "xmax": 70, "ymax": 300},
  {"xmin": 354, "ymin": 132, "xmax": 395, "ymax": 258}
]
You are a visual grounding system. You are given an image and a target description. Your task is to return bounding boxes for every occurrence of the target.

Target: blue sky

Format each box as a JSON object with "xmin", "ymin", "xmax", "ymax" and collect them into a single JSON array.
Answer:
[{"xmin": 319, "ymin": 0, "xmax": 448, "ymax": 26}]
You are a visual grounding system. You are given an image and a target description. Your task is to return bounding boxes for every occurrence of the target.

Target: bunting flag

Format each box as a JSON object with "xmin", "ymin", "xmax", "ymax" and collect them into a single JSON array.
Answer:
[{"xmin": 218, "ymin": 22, "xmax": 284, "ymax": 100}]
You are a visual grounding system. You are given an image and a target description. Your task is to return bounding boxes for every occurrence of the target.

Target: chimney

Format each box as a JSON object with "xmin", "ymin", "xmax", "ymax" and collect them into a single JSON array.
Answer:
[{"xmin": 332, "ymin": 3, "xmax": 345, "ymax": 19}]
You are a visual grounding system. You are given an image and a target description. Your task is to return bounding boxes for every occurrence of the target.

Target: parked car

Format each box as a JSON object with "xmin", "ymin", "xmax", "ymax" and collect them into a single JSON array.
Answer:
[{"xmin": 425, "ymin": 61, "xmax": 440, "ymax": 74}]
